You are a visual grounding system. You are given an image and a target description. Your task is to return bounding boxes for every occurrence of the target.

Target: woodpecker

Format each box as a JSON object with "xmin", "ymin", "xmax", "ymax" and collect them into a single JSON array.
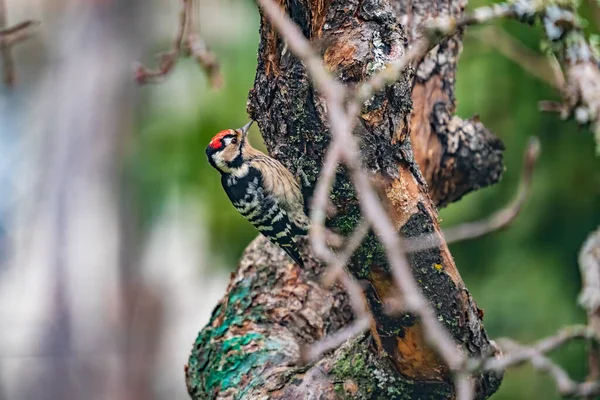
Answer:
[{"xmin": 205, "ymin": 121, "xmax": 309, "ymax": 267}]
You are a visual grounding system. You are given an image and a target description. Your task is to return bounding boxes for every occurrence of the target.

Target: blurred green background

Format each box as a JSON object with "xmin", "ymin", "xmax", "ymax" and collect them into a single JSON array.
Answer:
[{"xmin": 132, "ymin": 0, "xmax": 600, "ymax": 398}]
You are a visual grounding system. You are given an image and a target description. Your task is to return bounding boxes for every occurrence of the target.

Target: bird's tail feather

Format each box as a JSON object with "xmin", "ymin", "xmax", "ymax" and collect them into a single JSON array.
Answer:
[
  {"xmin": 273, "ymin": 239, "xmax": 304, "ymax": 268},
  {"xmin": 284, "ymin": 246, "xmax": 305, "ymax": 268}
]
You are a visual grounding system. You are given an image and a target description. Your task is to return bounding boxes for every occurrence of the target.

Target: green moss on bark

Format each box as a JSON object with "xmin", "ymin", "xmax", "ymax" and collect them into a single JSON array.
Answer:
[{"xmin": 330, "ymin": 336, "xmax": 453, "ymax": 400}]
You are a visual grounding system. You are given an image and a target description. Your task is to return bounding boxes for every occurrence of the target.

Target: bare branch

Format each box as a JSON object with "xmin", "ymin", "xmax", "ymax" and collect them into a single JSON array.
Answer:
[
  {"xmin": 471, "ymin": 26, "xmax": 562, "ymax": 89},
  {"xmin": 530, "ymin": 3, "xmax": 600, "ymax": 152},
  {"xmin": 185, "ymin": 0, "xmax": 222, "ymax": 88},
  {"xmin": 302, "ymin": 267, "xmax": 370, "ymax": 365},
  {"xmin": 404, "ymin": 137, "xmax": 540, "ymax": 253},
  {"xmin": 0, "ymin": 0, "xmax": 39, "ymax": 86},
  {"xmin": 309, "ymin": 141, "xmax": 344, "ymax": 266},
  {"xmin": 455, "ymin": 373, "xmax": 475, "ymax": 400},
  {"xmin": 355, "ymin": 37, "xmax": 431, "ymax": 106},
  {"xmin": 470, "ymin": 325, "xmax": 599, "ymax": 372},
  {"xmin": 134, "ymin": 0, "xmax": 189, "ymax": 84},
  {"xmin": 0, "ymin": 20, "xmax": 40, "ymax": 45},
  {"xmin": 187, "ymin": 33, "xmax": 222, "ymax": 88},
  {"xmin": 321, "ymin": 220, "xmax": 370, "ymax": 288},
  {"xmin": 300, "ymin": 316, "xmax": 371, "ymax": 365},
  {"xmin": 579, "ymin": 228, "xmax": 600, "ymax": 322},
  {"xmin": 443, "ymin": 136, "xmax": 539, "ymax": 242},
  {"xmin": 447, "ymin": 325, "xmax": 600, "ymax": 399},
  {"xmin": 256, "ymin": 0, "xmax": 350, "ymax": 278},
  {"xmin": 498, "ymin": 338, "xmax": 600, "ymax": 398},
  {"xmin": 0, "ymin": 0, "xmax": 14, "ymax": 85},
  {"xmin": 579, "ymin": 228, "xmax": 600, "ymax": 392},
  {"xmin": 338, "ymin": 272, "xmax": 368, "ymax": 316},
  {"xmin": 135, "ymin": 0, "xmax": 222, "ymax": 86},
  {"xmin": 254, "ymin": 3, "xmax": 598, "ymax": 400},
  {"xmin": 547, "ymin": 53, "xmax": 566, "ymax": 90}
]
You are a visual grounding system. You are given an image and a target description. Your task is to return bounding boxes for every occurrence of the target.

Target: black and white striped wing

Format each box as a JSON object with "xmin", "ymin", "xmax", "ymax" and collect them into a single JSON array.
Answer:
[{"xmin": 223, "ymin": 172, "xmax": 304, "ymax": 267}]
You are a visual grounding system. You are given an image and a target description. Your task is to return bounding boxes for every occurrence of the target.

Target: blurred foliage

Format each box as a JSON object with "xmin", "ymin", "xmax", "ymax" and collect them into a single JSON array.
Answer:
[{"xmin": 131, "ymin": 0, "xmax": 599, "ymax": 398}]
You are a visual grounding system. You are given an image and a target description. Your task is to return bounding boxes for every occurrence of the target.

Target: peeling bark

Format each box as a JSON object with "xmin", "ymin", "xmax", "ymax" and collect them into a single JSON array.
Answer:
[
  {"xmin": 186, "ymin": 0, "xmax": 505, "ymax": 398},
  {"xmin": 411, "ymin": 37, "xmax": 505, "ymax": 207}
]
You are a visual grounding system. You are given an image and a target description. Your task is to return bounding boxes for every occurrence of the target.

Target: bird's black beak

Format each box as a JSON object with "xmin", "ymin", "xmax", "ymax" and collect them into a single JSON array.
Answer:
[{"xmin": 240, "ymin": 121, "xmax": 253, "ymax": 138}]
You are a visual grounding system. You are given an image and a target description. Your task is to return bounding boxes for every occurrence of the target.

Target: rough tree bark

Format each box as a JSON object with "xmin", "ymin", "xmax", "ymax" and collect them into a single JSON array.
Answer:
[{"xmin": 186, "ymin": 0, "xmax": 505, "ymax": 398}]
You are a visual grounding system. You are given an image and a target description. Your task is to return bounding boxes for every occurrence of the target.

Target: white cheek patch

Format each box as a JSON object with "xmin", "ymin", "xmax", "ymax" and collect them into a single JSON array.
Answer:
[
  {"xmin": 213, "ymin": 153, "xmax": 229, "ymax": 171},
  {"xmin": 211, "ymin": 146, "xmax": 249, "ymax": 177}
]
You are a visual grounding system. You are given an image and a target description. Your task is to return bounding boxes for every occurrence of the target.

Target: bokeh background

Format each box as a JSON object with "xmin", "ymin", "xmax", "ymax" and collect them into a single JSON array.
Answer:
[{"xmin": 0, "ymin": 0, "xmax": 598, "ymax": 399}]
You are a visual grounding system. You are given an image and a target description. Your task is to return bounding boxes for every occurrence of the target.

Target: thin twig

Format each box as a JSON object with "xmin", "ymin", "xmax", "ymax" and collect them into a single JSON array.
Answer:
[
  {"xmin": 535, "ymin": 4, "xmax": 600, "ymax": 150},
  {"xmin": 0, "ymin": 0, "xmax": 14, "ymax": 85},
  {"xmin": 547, "ymin": 53, "xmax": 566, "ymax": 90},
  {"xmin": 469, "ymin": 325, "xmax": 600, "ymax": 372},
  {"xmin": 254, "ymin": 0, "xmax": 346, "ymax": 274},
  {"xmin": 0, "ymin": 9, "xmax": 40, "ymax": 86},
  {"xmin": 0, "ymin": 20, "xmax": 40, "ymax": 45},
  {"xmin": 256, "ymin": 0, "xmax": 342, "ymax": 99},
  {"xmin": 338, "ymin": 272, "xmax": 368, "ymax": 316},
  {"xmin": 309, "ymin": 141, "xmax": 345, "ymax": 265},
  {"xmin": 135, "ymin": 0, "xmax": 222, "ymax": 86},
  {"xmin": 471, "ymin": 26, "xmax": 562, "ymax": 89},
  {"xmin": 300, "ymin": 267, "xmax": 370, "ymax": 365},
  {"xmin": 443, "ymin": 136, "xmax": 539, "ymax": 241},
  {"xmin": 185, "ymin": 0, "xmax": 222, "ymax": 87},
  {"xmin": 134, "ymin": 0, "xmax": 189, "ymax": 84},
  {"xmin": 403, "ymin": 137, "xmax": 540, "ymax": 253},
  {"xmin": 579, "ymin": 229, "xmax": 600, "ymax": 323},
  {"xmin": 321, "ymin": 220, "xmax": 371, "ymax": 288},
  {"xmin": 459, "ymin": 325, "xmax": 600, "ymax": 397},
  {"xmin": 455, "ymin": 373, "xmax": 474, "ymax": 400},
  {"xmin": 354, "ymin": 37, "xmax": 431, "ymax": 105},
  {"xmin": 578, "ymin": 228, "xmax": 600, "ymax": 393},
  {"xmin": 498, "ymin": 338, "xmax": 600, "ymax": 397},
  {"xmin": 299, "ymin": 316, "xmax": 371, "ymax": 365},
  {"xmin": 0, "ymin": 0, "xmax": 36, "ymax": 86},
  {"xmin": 347, "ymin": 154, "xmax": 465, "ymax": 370}
]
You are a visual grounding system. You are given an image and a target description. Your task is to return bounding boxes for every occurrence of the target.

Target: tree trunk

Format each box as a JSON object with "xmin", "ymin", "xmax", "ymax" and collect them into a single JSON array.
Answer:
[{"xmin": 186, "ymin": 0, "xmax": 505, "ymax": 398}]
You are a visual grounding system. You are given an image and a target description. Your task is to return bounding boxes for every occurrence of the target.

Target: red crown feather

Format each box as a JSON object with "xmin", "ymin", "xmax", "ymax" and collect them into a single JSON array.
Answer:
[{"xmin": 208, "ymin": 129, "xmax": 234, "ymax": 150}]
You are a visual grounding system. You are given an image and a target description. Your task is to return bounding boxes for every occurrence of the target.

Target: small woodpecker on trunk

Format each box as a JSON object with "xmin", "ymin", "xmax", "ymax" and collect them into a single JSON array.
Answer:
[{"xmin": 205, "ymin": 121, "xmax": 309, "ymax": 267}]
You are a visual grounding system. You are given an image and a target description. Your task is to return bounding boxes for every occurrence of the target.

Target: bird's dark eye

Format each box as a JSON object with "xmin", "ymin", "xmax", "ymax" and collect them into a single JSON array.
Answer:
[{"xmin": 231, "ymin": 138, "xmax": 238, "ymax": 144}]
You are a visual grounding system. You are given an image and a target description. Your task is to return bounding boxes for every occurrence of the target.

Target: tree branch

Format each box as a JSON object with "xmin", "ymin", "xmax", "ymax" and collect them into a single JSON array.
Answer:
[
  {"xmin": 579, "ymin": 228, "xmax": 600, "ymax": 395},
  {"xmin": 531, "ymin": 3, "xmax": 600, "ymax": 152},
  {"xmin": 134, "ymin": 0, "xmax": 221, "ymax": 86},
  {"xmin": 498, "ymin": 338, "xmax": 600, "ymax": 397},
  {"xmin": 471, "ymin": 25, "xmax": 563, "ymax": 90},
  {"xmin": 0, "ymin": 0, "xmax": 39, "ymax": 86}
]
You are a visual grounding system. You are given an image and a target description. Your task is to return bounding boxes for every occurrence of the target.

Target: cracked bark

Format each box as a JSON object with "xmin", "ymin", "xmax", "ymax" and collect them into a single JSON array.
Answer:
[{"xmin": 186, "ymin": 0, "xmax": 505, "ymax": 398}]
